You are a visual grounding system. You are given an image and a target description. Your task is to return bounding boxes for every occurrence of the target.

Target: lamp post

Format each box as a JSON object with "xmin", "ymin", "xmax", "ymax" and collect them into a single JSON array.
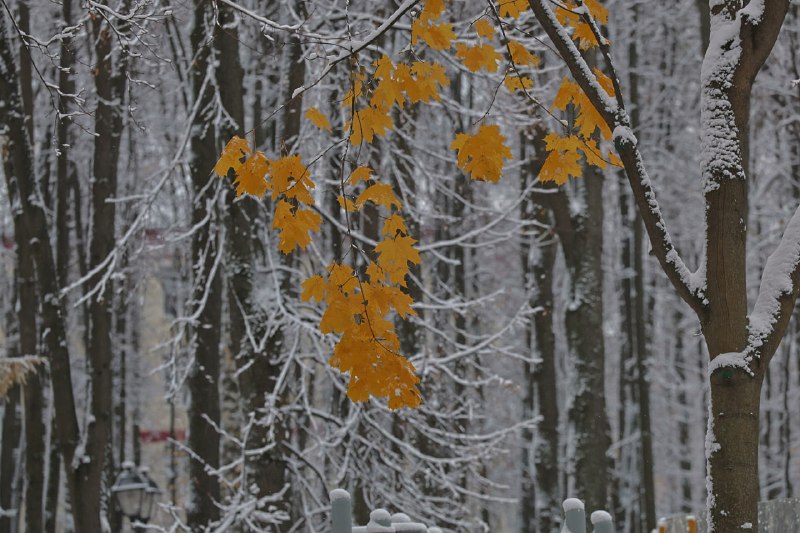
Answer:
[{"xmin": 111, "ymin": 461, "xmax": 161, "ymax": 531}]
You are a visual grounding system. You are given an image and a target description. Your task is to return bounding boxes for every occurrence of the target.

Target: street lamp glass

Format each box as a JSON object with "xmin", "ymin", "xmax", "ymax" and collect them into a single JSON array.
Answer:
[
  {"xmin": 138, "ymin": 467, "xmax": 162, "ymax": 522},
  {"xmin": 112, "ymin": 463, "xmax": 148, "ymax": 519}
]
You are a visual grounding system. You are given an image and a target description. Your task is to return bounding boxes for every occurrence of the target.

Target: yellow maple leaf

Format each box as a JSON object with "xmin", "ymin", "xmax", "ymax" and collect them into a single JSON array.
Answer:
[
  {"xmin": 305, "ymin": 107, "xmax": 331, "ymax": 132},
  {"xmin": 337, "ymin": 195, "xmax": 358, "ymax": 212},
  {"xmin": 585, "ymin": 0, "xmax": 609, "ymax": 24},
  {"xmin": 320, "ymin": 296, "xmax": 355, "ymax": 334},
  {"xmin": 348, "ymin": 106, "xmax": 393, "ymax": 145},
  {"xmin": 505, "ymin": 75, "xmax": 534, "ymax": 93},
  {"xmin": 473, "ymin": 18, "xmax": 495, "ymax": 39},
  {"xmin": 539, "ymin": 149, "xmax": 582, "ymax": 186},
  {"xmin": 555, "ymin": 0, "xmax": 608, "ymax": 49},
  {"xmin": 508, "ymin": 40, "xmax": 540, "ymax": 67},
  {"xmin": 376, "ymin": 235, "xmax": 421, "ymax": 285},
  {"xmin": 301, "ymin": 275, "xmax": 327, "ymax": 302},
  {"xmin": 348, "ymin": 166, "xmax": 373, "ymax": 185},
  {"xmin": 593, "ymin": 67, "xmax": 615, "ymax": 96},
  {"xmin": 232, "ymin": 151, "xmax": 270, "ymax": 198},
  {"xmin": 396, "ymin": 61, "xmax": 450, "ymax": 103},
  {"xmin": 499, "ymin": 0, "xmax": 529, "ymax": 18},
  {"xmin": 272, "ymin": 200, "xmax": 321, "ymax": 254},
  {"xmin": 371, "ymin": 77, "xmax": 405, "ymax": 110},
  {"xmin": 373, "ymin": 54, "xmax": 394, "ymax": 80},
  {"xmin": 420, "ymin": 0, "xmax": 445, "ymax": 22},
  {"xmin": 356, "ymin": 183, "xmax": 402, "ymax": 210},
  {"xmin": 382, "ymin": 214, "xmax": 408, "ymax": 236},
  {"xmin": 450, "ymin": 124, "xmax": 512, "ymax": 182},
  {"xmin": 411, "ymin": 20, "xmax": 455, "ymax": 51},
  {"xmin": 552, "ymin": 78, "xmax": 612, "ymax": 140},
  {"xmin": 214, "ymin": 136, "xmax": 250, "ymax": 177},
  {"xmin": 608, "ymin": 150, "xmax": 623, "ymax": 167},
  {"xmin": 269, "ymin": 154, "xmax": 315, "ymax": 204},
  {"xmin": 455, "ymin": 42, "xmax": 502, "ymax": 72}
]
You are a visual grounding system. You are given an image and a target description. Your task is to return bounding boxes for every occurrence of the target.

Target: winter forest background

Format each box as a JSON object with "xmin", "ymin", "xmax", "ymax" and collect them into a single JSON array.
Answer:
[{"xmin": 1, "ymin": 0, "xmax": 799, "ymax": 531}]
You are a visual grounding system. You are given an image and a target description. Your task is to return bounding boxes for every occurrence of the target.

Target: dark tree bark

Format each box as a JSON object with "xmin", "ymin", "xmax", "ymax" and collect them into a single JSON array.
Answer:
[
  {"xmin": 187, "ymin": 0, "xmax": 223, "ymax": 528},
  {"xmin": 83, "ymin": 2, "xmax": 128, "ymax": 526},
  {"xmin": 626, "ymin": 8, "xmax": 656, "ymax": 529},
  {"xmin": 13, "ymin": 5, "xmax": 46, "ymax": 531},
  {"xmin": 0, "ymin": 290, "xmax": 22, "ymax": 533},
  {"xmin": 520, "ymin": 126, "xmax": 559, "ymax": 533},
  {"xmin": 0, "ymin": 7, "xmax": 87, "ymax": 531}
]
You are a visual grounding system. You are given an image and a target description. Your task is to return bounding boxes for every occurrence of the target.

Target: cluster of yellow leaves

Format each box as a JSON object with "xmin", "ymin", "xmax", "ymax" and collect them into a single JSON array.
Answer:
[
  {"xmin": 555, "ymin": 0, "xmax": 609, "ymax": 50},
  {"xmin": 540, "ymin": 68, "xmax": 621, "ymax": 185},
  {"xmin": 312, "ymin": 55, "xmax": 450, "ymax": 146},
  {"xmin": 302, "ymin": 169, "xmax": 422, "ymax": 408},
  {"xmin": 450, "ymin": 124, "xmax": 513, "ymax": 183},
  {"xmin": 214, "ymin": 137, "xmax": 321, "ymax": 254}
]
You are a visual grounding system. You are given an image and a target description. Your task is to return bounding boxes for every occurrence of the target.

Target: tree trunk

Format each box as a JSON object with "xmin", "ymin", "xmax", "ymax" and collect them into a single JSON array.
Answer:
[
  {"xmin": 15, "ymin": 4, "xmax": 46, "ymax": 530},
  {"xmin": 187, "ymin": 0, "xmax": 222, "ymax": 528},
  {"xmin": 520, "ymin": 127, "xmax": 559, "ymax": 532},
  {"xmin": 83, "ymin": 4, "xmax": 127, "ymax": 526},
  {"xmin": 0, "ymin": 6, "xmax": 83, "ymax": 530}
]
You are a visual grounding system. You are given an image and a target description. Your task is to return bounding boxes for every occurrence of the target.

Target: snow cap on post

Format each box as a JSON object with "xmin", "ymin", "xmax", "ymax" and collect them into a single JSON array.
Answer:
[
  {"xmin": 562, "ymin": 498, "xmax": 587, "ymax": 533},
  {"xmin": 330, "ymin": 489, "xmax": 352, "ymax": 533},
  {"xmin": 590, "ymin": 510, "xmax": 613, "ymax": 533},
  {"xmin": 367, "ymin": 508, "xmax": 394, "ymax": 532}
]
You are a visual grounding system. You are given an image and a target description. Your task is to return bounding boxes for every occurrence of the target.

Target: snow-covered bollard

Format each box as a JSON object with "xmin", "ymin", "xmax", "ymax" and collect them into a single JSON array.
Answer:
[
  {"xmin": 590, "ymin": 510, "xmax": 613, "ymax": 533},
  {"xmin": 562, "ymin": 498, "xmax": 587, "ymax": 533},
  {"xmin": 367, "ymin": 508, "xmax": 394, "ymax": 532},
  {"xmin": 330, "ymin": 489, "xmax": 352, "ymax": 533},
  {"xmin": 391, "ymin": 512, "xmax": 427, "ymax": 533}
]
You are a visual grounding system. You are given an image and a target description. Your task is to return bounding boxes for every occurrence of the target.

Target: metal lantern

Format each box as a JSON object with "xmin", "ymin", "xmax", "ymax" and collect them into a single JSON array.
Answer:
[
  {"xmin": 138, "ymin": 466, "xmax": 162, "ymax": 522},
  {"xmin": 112, "ymin": 462, "xmax": 149, "ymax": 519},
  {"xmin": 112, "ymin": 461, "xmax": 162, "ymax": 529}
]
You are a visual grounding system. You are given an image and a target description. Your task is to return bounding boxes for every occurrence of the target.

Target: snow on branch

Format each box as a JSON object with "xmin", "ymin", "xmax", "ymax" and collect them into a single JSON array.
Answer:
[
  {"xmin": 528, "ymin": 0, "xmax": 707, "ymax": 317},
  {"xmin": 746, "ymin": 204, "xmax": 800, "ymax": 360}
]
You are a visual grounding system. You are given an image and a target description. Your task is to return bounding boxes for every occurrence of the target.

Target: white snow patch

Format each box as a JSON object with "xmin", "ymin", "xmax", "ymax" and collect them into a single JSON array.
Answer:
[
  {"xmin": 748, "ymin": 205, "xmax": 800, "ymax": 350},
  {"xmin": 708, "ymin": 351, "xmax": 750, "ymax": 375},
  {"xmin": 591, "ymin": 510, "xmax": 612, "ymax": 524},
  {"xmin": 329, "ymin": 488, "xmax": 350, "ymax": 501},
  {"xmin": 741, "ymin": 522, "xmax": 753, "ymax": 529},
  {"xmin": 562, "ymin": 498, "xmax": 584, "ymax": 512},
  {"xmin": 612, "ymin": 125, "xmax": 637, "ymax": 147}
]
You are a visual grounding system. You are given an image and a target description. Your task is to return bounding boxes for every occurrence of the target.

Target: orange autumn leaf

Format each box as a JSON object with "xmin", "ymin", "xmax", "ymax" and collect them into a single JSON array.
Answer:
[
  {"xmin": 269, "ymin": 154, "xmax": 315, "ymax": 204},
  {"xmin": 450, "ymin": 124, "xmax": 512, "ymax": 182},
  {"xmin": 552, "ymin": 77, "xmax": 612, "ymax": 140},
  {"xmin": 473, "ymin": 18, "xmax": 495, "ymax": 39},
  {"xmin": 301, "ymin": 275, "xmax": 327, "ymax": 302},
  {"xmin": 356, "ymin": 183, "xmax": 402, "ymax": 210},
  {"xmin": 505, "ymin": 74, "xmax": 534, "ymax": 93},
  {"xmin": 214, "ymin": 136, "xmax": 250, "ymax": 177},
  {"xmin": 411, "ymin": 19, "xmax": 455, "ymax": 50},
  {"xmin": 348, "ymin": 106, "xmax": 393, "ymax": 145},
  {"xmin": 272, "ymin": 200, "xmax": 322, "ymax": 254},
  {"xmin": 498, "ymin": 0, "xmax": 529, "ymax": 18},
  {"xmin": 455, "ymin": 42, "xmax": 502, "ymax": 72},
  {"xmin": 233, "ymin": 152, "xmax": 270, "ymax": 198},
  {"xmin": 508, "ymin": 39, "xmax": 540, "ymax": 67},
  {"xmin": 305, "ymin": 107, "xmax": 331, "ymax": 132},
  {"xmin": 348, "ymin": 166, "xmax": 373, "ymax": 185},
  {"xmin": 382, "ymin": 214, "xmax": 408, "ymax": 236}
]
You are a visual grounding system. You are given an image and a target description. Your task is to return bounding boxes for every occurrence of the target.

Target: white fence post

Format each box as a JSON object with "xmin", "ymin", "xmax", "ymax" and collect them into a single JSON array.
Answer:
[
  {"xmin": 330, "ymin": 489, "xmax": 352, "ymax": 533},
  {"xmin": 563, "ymin": 498, "xmax": 587, "ymax": 533}
]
